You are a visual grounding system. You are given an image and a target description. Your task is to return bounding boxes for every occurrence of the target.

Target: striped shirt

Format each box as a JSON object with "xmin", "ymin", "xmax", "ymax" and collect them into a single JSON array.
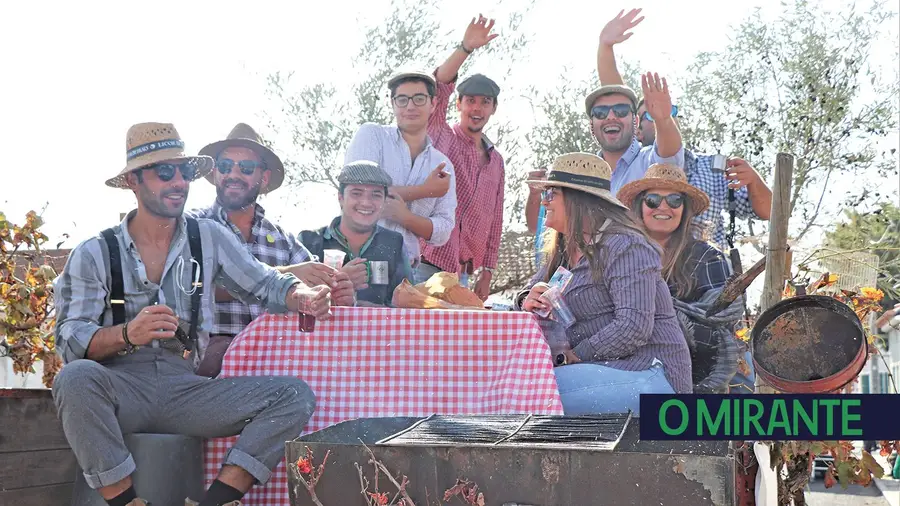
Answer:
[
  {"xmin": 421, "ymin": 74, "xmax": 506, "ymax": 272},
  {"xmin": 344, "ymin": 123, "xmax": 457, "ymax": 266},
  {"xmin": 52, "ymin": 210, "xmax": 300, "ymax": 365},
  {"xmin": 520, "ymin": 230, "xmax": 693, "ymax": 393},
  {"xmin": 187, "ymin": 202, "xmax": 311, "ymax": 336}
]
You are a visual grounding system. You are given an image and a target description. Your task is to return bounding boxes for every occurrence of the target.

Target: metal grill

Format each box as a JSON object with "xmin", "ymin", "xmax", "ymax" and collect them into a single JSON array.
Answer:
[{"xmin": 375, "ymin": 413, "xmax": 632, "ymax": 452}]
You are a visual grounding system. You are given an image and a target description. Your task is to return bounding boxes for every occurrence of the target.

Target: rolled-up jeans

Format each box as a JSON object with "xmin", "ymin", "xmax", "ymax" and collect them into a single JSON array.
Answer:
[{"xmin": 553, "ymin": 359, "xmax": 674, "ymax": 417}]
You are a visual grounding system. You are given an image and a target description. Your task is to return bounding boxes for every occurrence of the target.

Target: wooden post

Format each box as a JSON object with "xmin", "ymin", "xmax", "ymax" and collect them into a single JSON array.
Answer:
[{"xmin": 755, "ymin": 152, "xmax": 794, "ymax": 393}]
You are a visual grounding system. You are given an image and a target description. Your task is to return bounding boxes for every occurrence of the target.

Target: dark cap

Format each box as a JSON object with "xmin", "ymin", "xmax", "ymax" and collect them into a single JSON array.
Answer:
[
  {"xmin": 338, "ymin": 160, "xmax": 394, "ymax": 188},
  {"xmin": 457, "ymin": 74, "xmax": 500, "ymax": 98}
]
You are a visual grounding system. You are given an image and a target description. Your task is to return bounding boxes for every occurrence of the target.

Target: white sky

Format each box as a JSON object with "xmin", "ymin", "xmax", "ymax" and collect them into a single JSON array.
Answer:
[{"xmin": 2, "ymin": 0, "xmax": 897, "ymax": 256}]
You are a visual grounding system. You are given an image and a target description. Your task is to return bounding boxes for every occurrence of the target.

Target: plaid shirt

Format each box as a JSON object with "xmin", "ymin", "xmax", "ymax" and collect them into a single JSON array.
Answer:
[
  {"xmin": 685, "ymin": 150, "xmax": 760, "ymax": 250},
  {"xmin": 188, "ymin": 202, "xmax": 311, "ymax": 336},
  {"xmin": 421, "ymin": 72, "xmax": 506, "ymax": 273}
]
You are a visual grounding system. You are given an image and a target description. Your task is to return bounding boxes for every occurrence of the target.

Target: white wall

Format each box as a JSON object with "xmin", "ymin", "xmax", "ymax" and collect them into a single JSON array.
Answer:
[{"xmin": 0, "ymin": 357, "xmax": 48, "ymax": 389}]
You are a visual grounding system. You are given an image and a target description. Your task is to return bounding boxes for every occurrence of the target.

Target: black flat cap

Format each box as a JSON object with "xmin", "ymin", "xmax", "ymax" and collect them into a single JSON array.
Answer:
[
  {"xmin": 338, "ymin": 160, "xmax": 394, "ymax": 187},
  {"xmin": 457, "ymin": 74, "xmax": 500, "ymax": 98}
]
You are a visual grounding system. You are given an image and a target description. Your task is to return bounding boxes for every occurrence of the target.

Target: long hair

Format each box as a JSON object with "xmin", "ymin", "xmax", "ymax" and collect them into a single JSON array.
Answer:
[
  {"xmin": 539, "ymin": 187, "xmax": 656, "ymax": 283},
  {"xmin": 630, "ymin": 191, "xmax": 707, "ymax": 298}
]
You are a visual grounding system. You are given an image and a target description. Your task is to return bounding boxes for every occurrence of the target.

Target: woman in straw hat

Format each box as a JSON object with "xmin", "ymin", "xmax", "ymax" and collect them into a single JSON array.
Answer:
[
  {"xmin": 518, "ymin": 153, "xmax": 693, "ymax": 416},
  {"xmin": 617, "ymin": 163, "xmax": 747, "ymax": 393}
]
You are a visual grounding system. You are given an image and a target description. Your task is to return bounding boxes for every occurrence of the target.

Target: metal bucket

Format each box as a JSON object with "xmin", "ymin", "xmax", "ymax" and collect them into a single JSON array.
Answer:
[{"xmin": 751, "ymin": 295, "xmax": 868, "ymax": 393}]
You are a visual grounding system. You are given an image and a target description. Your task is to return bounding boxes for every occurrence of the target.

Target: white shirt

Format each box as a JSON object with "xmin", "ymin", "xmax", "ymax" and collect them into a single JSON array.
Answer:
[{"xmin": 344, "ymin": 123, "xmax": 457, "ymax": 265}]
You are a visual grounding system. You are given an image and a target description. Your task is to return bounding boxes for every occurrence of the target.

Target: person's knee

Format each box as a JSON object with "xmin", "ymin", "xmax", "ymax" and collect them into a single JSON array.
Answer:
[
  {"xmin": 279, "ymin": 378, "xmax": 317, "ymax": 423},
  {"xmin": 52, "ymin": 359, "xmax": 107, "ymax": 406}
]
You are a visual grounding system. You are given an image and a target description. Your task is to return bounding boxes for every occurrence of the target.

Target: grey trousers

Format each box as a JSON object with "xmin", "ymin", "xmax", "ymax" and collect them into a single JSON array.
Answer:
[{"xmin": 52, "ymin": 348, "xmax": 316, "ymax": 489}]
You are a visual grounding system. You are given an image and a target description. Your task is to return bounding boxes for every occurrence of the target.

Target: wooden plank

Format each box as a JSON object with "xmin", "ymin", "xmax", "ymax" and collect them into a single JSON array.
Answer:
[
  {"xmin": 0, "ymin": 448, "xmax": 77, "ymax": 489},
  {"xmin": 0, "ymin": 483, "xmax": 73, "ymax": 506},
  {"xmin": 0, "ymin": 393, "xmax": 70, "ymax": 452}
]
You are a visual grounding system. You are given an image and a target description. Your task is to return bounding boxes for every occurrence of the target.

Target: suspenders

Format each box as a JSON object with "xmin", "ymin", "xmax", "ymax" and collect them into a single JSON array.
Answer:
[{"xmin": 99, "ymin": 217, "xmax": 204, "ymax": 353}]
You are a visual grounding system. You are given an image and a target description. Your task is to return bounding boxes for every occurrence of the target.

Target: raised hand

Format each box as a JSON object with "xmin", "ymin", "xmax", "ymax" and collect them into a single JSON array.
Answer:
[
  {"xmin": 422, "ymin": 162, "xmax": 451, "ymax": 198},
  {"xmin": 641, "ymin": 72, "xmax": 673, "ymax": 123},
  {"xmin": 600, "ymin": 9, "xmax": 645, "ymax": 47},
  {"xmin": 462, "ymin": 14, "xmax": 499, "ymax": 51}
]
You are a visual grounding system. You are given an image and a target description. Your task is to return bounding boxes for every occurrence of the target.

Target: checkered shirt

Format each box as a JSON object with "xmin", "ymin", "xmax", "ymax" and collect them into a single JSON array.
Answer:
[
  {"xmin": 685, "ymin": 150, "xmax": 760, "ymax": 250},
  {"xmin": 188, "ymin": 202, "xmax": 311, "ymax": 335},
  {"xmin": 421, "ymin": 71, "xmax": 506, "ymax": 273}
]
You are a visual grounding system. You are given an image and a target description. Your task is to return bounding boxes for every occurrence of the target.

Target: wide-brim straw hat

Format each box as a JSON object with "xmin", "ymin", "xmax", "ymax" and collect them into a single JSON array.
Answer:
[
  {"xmin": 105, "ymin": 122, "xmax": 214, "ymax": 189},
  {"xmin": 616, "ymin": 163, "xmax": 710, "ymax": 214},
  {"xmin": 525, "ymin": 152, "xmax": 627, "ymax": 210},
  {"xmin": 200, "ymin": 123, "xmax": 284, "ymax": 194}
]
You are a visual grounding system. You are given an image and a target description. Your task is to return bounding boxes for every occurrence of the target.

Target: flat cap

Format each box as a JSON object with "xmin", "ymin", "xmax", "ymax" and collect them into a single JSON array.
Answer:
[
  {"xmin": 584, "ymin": 85, "xmax": 639, "ymax": 117},
  {"xmin": 457, "ymin": 73, "xmax": 500, "ymax": 98},
  {"xmin": 386, "ymin": 68, "xmax": 437, "ymax": 91},
  {"xmin": 338, "ymin": 160, "xmax": 394, "ymax": 187}
]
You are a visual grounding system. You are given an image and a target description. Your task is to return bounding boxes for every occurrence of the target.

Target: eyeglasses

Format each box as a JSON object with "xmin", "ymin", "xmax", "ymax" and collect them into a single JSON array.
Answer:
[
  {"xmin": 541, "ymin": 188, "xmax": 556, "ymax": 202},
  {"xmin": 641, "ymin": 105, "xmax": 679, "ymax": 122},
  {"xmin": 643, "ymin": 193, "xmax": 684, "ymax": 209},
  {"xmin": 145, "ymin": 162, "xmax": 197, "ymax": 182},
  {"xmin": 590, "ymin": 104, "xmax": 633, "ymax": 119},
  {"xmin": 216, "ymin": 158, "xmax": 265, "ymax": 175},
  {"xmin": 392, "ymin": 93, "xmax": 430, "ymax": 108}
]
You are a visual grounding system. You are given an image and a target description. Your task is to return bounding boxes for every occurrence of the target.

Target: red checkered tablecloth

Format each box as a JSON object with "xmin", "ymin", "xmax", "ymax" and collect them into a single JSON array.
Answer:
[{"xmin": 203, "ymin": 307, "xmax": 563, "ymax": 505}]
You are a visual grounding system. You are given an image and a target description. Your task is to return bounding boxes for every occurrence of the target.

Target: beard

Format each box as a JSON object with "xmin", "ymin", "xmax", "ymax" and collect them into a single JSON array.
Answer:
[
  {"xmin": 216, "ymin": 180, "xmax": 261, "ymax": 210},
  {"xmin": 139, "ymin": 185, "xmax": 187, "ymax": 218},
  {"xmin": 593, "ymin": 122, "xmax": 635, "ymax": 152}
]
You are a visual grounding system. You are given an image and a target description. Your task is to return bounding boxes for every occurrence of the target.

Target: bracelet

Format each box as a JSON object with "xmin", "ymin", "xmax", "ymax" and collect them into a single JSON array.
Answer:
[
  {"xmin": 457, "ymin": 42, "xmax": 473, "ymax": 54},
  {"xmin": 122, "ymin": 322, "xmax": 138, "ymax": 353}
]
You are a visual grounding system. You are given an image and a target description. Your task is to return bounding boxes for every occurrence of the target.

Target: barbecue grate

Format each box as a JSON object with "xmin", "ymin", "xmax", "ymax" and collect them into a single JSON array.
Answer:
[{"xmin": 375, "ymin": 413, "xmax": 632, "ymax": 452}]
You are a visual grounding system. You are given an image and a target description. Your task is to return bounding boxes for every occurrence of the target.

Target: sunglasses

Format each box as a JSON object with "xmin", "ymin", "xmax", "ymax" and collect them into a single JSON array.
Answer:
[
  {"xmin": 591, "ymin": 103, "xmax": 633, "ymax": 119},
  {"xmin": 392, "ymin": 93, "xmax": 430, "ymax": 108},
  {"xmin": 643, "ymin": 193, "xmax": 684, "ymax": 209},
  {"xmin": 216, "ymin": 158, "xmax": 265, "ymax": 175},
  {"xmin": 541, "ymin": 188, "xmax": 556, "ymax": 202},
  {"xmin": 145, "ymin": 162, "xmax": 197, "ymax": 182},
  {"xmin": 641, "ymin": 105, "xmax": 679, "ymax": 122}
]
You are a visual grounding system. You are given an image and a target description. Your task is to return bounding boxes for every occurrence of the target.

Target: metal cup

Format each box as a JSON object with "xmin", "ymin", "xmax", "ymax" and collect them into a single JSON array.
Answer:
[
  {"xmin": 711, "ymin": 154, "xmax": 727, "ymax": 172},
  {"xmin": 369, "ymin": 260, "xmax": 389, "ymax": 285}
]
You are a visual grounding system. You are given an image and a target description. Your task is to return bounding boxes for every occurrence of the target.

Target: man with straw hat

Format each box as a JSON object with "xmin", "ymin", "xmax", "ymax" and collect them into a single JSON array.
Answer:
[
  {"xmin": 188, "ymin": 123, "xmax": 354, "ymax": 378},
  {"xmin": 52, "ymin": 122, "xmax": 329, "ymax": 506}
]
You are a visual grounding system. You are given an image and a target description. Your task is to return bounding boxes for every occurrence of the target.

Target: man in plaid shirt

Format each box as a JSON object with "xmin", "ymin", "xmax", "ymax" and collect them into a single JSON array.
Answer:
[
  {"xmin": 420, "ymin": 14, "xmax": 506, "ymax": 300},
  {"xmin": 189, "ymin": 123, "xmax": 355, "ymax": 377},
  {"xmin": 597, "ymin": 9, "xmax": 773, "ymax": 251}
]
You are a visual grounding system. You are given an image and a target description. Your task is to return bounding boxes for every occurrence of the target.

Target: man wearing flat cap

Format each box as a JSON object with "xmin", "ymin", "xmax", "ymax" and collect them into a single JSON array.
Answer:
[
  {"xmin": 420, "ymin": 14, "xmax": 506, "ymax": 300},
  {"xmin": 300, "ymin": 161, "xmax": 412, "ymax": 306},
  {"xmin": 188, "ymin": 123, "xmax": 354, "ymax": 377}
]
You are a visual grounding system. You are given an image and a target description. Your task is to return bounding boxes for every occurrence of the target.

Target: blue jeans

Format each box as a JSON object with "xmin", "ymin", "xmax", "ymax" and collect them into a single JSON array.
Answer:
[{"xmin": 553, "ymin": 360, "xmax": 674, "ymax": 417}]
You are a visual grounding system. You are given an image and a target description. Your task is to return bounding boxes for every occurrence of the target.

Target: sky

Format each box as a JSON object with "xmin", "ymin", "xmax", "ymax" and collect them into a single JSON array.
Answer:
[{"xmin": 2, "ymin": 0, "xmax": 898, "ymax": 264}]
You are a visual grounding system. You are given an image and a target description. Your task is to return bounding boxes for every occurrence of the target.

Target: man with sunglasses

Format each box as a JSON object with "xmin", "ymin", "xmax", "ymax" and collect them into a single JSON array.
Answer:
[
  {"xmin": 345, "ymin": 70, "xmax": 457, "ymax": 284},
  {"xmin": 189, "ymin": 123, "xmax": 355, "ymax": 378},
  {"xmin": 52, "ymin": 123, "xmax": 331, "ymax": 506},
  {"xmin": 416, "ymin": 14, "xmax": 505, "ymax": 300},
  {"xmin": 597, "ymin": 9, "xmax": 773, "ymax": 251}
]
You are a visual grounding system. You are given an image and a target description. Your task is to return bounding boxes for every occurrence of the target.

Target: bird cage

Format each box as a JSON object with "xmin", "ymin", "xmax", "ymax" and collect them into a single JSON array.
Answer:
[{"xmin": 808, "ymin": 249, "xmax": 880, "ymax": 293}]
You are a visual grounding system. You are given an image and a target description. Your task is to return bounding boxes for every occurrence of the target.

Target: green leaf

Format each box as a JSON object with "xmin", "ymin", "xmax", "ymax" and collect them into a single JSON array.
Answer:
[
  {"xmin": 861, "ymin": 451, "xmax": 885, "ymax": 479},
  {"xmin": 836, "ymin": 461, "xmax": 854, "ymax": 489},
  {"xmin": 809, "ymin": 442, "xmax": 825, "ymax": 456}
]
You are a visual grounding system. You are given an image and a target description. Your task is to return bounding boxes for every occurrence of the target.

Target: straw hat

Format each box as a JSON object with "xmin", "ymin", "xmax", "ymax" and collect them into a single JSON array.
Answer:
[
  {"xmin": 200, "ymin": 123, "xmax": 284, "ymax": 194},
  {"xmin": 525, "ymin": 152, "xmax": 627, "ymax": 209},
  {"xmin": 105, "ymin": 122, "xmax": 214, "ymax": 189},
  {"xmin": 616, "ymin": 163, "xmax": 710, "ymax": 214}
]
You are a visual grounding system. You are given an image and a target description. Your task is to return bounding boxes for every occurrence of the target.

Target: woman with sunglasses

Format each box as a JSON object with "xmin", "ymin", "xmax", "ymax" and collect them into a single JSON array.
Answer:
[
  {"xmin": 517, "ymin": 153, "xmax": 693, "ymax": 416},
  {"xmin": 617, "ymin": 164, "xmax": 745, "ymax": 393}
]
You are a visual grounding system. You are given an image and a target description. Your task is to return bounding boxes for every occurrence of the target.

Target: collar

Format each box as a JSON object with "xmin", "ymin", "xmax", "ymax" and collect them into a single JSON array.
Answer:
[
  {"xmin": 119, "ymin": 208, "xmax": 186, "ymax": 252},
  {"xmin": 451, "ymin": 124, "xmax": 496, "ymax": 153},
  {"xmin": 599, "ymin": 138, "xmax": 642, "ymax": 169},
  {"xmin": 324, "ymin": 216, "xmax": 379, "ymax": 254}
]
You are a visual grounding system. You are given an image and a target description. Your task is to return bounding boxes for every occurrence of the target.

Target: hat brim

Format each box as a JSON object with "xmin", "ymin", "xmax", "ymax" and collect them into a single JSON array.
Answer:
[
  {"xmin": 584, "ymin": 85, "xmax": 639, "ymax": 117},
  {"xmin": 525, "ymin": 178, "xmax": 628, "ymax": 210},
  {"xmin": 616, "ymin": 178, "xmax": 710, "ymax": 214},
  {"xmin": 199, "ymin": 138, "xmax": 285, "ymax": 194},
  {"xmin": 105, "ymin": 154, "xmax": 214, "ymax": 189}
]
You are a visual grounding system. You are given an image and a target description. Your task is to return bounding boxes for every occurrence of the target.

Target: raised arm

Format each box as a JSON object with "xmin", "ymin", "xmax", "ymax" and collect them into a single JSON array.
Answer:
[
  {"xmin": 641, "ymin": 72, "xmax": 683, "ymax": 160},
  {"xmin": 435, "ymin": 15, "xmax": 499, "ymax": 84},
  {"xmin": 596, "ymin": 9, "xmax": 644, "ymax": 85}
]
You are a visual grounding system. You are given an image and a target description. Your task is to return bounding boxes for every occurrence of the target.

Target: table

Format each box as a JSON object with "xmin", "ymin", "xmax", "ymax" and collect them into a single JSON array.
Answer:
[{"xmin": 203, "ymin": 306, "xmax": 563, "ymax": 505}]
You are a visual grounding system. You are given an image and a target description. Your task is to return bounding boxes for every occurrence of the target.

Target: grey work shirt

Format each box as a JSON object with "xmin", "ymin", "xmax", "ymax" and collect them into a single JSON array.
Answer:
[{"xmin": 52, "ymin": 210, "xmax": 300, "ymax": 365}]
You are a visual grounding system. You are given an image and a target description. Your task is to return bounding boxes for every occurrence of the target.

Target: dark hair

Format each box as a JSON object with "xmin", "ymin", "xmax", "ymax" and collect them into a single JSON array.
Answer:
[
  {"xmin": 458, "ymin": 94, "xmax": 499, "ymax": 106},
  {"xmin": 389, "ymin": 77, "xmax": 436, "ymax": 98},
  {"xmin": 339, "ymin": 183, "xmax": 388, "ymax": 196}
]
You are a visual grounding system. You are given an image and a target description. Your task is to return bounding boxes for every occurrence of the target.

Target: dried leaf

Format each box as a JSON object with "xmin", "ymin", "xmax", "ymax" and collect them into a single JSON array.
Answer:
[{"xmin": 861, "ymin": 450, "xmax": 885, "ymax": 479}]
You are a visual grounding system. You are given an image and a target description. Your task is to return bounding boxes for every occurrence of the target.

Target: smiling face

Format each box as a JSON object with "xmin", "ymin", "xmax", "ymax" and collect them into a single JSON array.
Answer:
[
  {"xmin": 126, "ymin": 163, "xmax": 191, "ymax": 218},
  {"xmin": 639, "ymin": 188, "xmax": 685, "ymax": 239},
  {"xmin": 392, "ymin": 80, "xmax": 434, "ymax": 134},
  {"xmin": 457, "ymin": 95, "xmax": 496, "ymax": 134},
  {"xmin": 339, "ymin": 184, "xmax": 386, "ymax": 233},
  {"xmin": 214, "ymin": 146, "xmax": 269, "ymax": 211},
  {"xmin": 590, "ymin": 93, "xmax": 636, "ymax": 153},
  {"xmin": 540, "ymin": 187, "xmax": 567, "ymax": 233}
]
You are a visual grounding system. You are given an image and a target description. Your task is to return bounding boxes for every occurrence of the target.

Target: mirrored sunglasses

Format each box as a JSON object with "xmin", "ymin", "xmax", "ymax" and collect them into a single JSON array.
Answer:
[
  {"xmin": 217, "ymin": 158, "xmax": 265, "ymax": 175},
  {"xmin": 643, "ymin": 192, "xmax": 684, "ymax": 209}
]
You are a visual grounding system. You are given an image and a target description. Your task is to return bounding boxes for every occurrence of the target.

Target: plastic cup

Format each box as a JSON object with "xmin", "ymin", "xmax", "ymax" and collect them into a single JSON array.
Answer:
[
  {"xmin": 322, "ymin": 249, "xmax": 346, "ymax": 269},
  {"xmin": 298, "ymin": 313, "xmax": 316, "ymax": 333}
]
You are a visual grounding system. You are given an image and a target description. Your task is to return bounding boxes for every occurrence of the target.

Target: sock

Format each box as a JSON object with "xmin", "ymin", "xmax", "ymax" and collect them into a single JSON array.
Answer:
[
  {"xmin": 106, "ymin": 486, "xmax": 137, "ymax": 506},
  {"xmin": 199, "ymin": 480, "xmax": 244, "ymax": 506}
]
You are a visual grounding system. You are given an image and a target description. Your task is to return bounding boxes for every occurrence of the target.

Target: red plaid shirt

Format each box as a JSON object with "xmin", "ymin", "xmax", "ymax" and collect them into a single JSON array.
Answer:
[{"xmin": 421, "ymin": 72, "xmax": 506, "ymax": 273}]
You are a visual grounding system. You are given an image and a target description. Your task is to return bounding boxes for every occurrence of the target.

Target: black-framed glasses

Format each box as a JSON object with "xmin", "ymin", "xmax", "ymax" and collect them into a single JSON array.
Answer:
[
  {"xmin": 145, "ymin": 162, "xmax": 197, "ymax": 182},
  {"xmin": 643, "ymin": 192, "xmax": 684, "ymax": 209},
  {"xmin": 541, "ymin": 188, "xmax": 556, "ymax": 202},
  {"xmin": 216, "ymin": 158, "xmax": 265, "ymax": 175},
  {"xmin": 392, "ymin": 93, "xmax": 430, "ymax": 108},
  {"xmin": 642, "ymin": 105, "xmax": 679, "ymax": 122},
  {"xmin": 591, "ymin": 103, "xmax": 633, "ymax": 119}
]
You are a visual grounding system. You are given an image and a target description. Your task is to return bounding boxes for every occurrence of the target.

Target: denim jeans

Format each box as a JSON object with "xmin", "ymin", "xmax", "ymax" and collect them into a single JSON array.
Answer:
[{"xmin": 553, "ymin": 360, "xmax": 674, "ymax": 417}]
